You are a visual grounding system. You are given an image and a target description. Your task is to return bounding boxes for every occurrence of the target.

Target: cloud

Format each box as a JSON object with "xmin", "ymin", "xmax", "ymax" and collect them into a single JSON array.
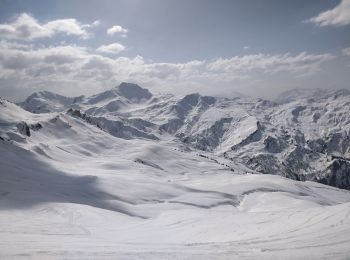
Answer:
[
  {"xmin": 0, "ymin": 13, "xmax": 97, "ymax": 40},
  {"xmin": 92, "ymin": 20, "xmax": 101, "ymax": 27},
  {"xmin": 308, "ymin": 0, "xmax": 350, "ymax": 26},
  {"xmin": 107, "ymin": 25, "xmax": 128, "ymax": 37},
  {"xmin": 82, "ymin": 20, "xmax": 101, "ymax": 28},
  {"xmin": 0, "ymin": 38, "xmax": 336, "ymax": 100},
  {"xmin": 96, "ymin": 42, "xmax": 126, "ymax": 54},
  {"xmin": 342, "ymin": 47, "xmax": 350, "ymax": 56},
  {"xmin": 207, "ymin": 52, "xmax": 335, "ymax": 77}
]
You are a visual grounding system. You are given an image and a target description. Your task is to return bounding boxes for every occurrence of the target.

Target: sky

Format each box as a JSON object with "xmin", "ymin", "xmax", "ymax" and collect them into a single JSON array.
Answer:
[{"xmin": 0, "ymin": 0, "xmax": 349, "ymax": 101}]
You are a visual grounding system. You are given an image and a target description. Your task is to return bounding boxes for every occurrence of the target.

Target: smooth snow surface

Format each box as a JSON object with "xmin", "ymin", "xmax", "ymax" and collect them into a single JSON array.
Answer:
[{"xmin": 1, "ymin": 87, "xmax": 350, "ymax": 259}]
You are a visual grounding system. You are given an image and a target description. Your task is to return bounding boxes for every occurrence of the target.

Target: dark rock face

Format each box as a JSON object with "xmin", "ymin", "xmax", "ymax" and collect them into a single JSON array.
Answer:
[
  {"xmin": 116, "ymin": 82, "xmax": 152, "ymax": 101},
  {"xmin": 264, "ymin": 136, "xmax": 283, "ymax": 153},
  {"xmin": 325, "ymin": 132, "xmax": 350, "ymax": 155},
  {"xmin": 177, "ymin": 117, "xmax": 233, "ymax": 151},
  {"xmin": 29, "ymin": 123, "xmax": 42, "ymax": 131},
  {"xmin": 307, "ymin": 139, "xmax": 326, "ymax": 153},
  {"xmin": 317, "ymin": 159, "xmax": 350, "ymax": 190},
  {"xmin": 246, "ymin": 154, "xmax": 281, "ymax": 175},
  {"xmin": 16, "ymin": 122, "xmax": 30, "ymax": 137},
  {"xmin": 291, "ymin": 106, "xmax": 306, "ymax": 122},
  {"xmin": 67, "ymin": 108, "xmax": 83, "ymax": 118},
  {"xmin": 67, "ymin": 109, "xmax": 158, "ymax": 141}
]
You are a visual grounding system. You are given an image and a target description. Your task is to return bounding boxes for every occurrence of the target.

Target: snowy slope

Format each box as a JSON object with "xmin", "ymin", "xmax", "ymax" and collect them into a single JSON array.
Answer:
[
  {"xmin": 19, "ymin": 83, "xmax": 350, "ymax": 190},
  {"xmin": 1, "ymin": 88, "xmax": 350, "ymax": 259},
  {"xmin": 19, "ymin": 91, "xmax": 84, "ymax": 113},
  {"xmin": 2, "ymin": 94, "xmax": 350, "ymax": 258}
]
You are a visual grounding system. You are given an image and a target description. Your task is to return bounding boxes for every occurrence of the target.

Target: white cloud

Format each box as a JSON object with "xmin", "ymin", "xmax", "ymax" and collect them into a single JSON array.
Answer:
[
  {"xmin": 308, "ymin": 0, "xmax": 350, "ymax": 26},
  {"xmin": 92, "ymin": 20, "xmax": 101, "ymax": 27},
  {"xmin": 342, "ymin": 47, "xmax": 350, "ymax": 56},
  {"xmin": 107, "ymin": 25, "xmax": 128, "ymax": 36},
  {"xmin": 207, "ymin": 52, "xmax": 335, "ymax": 77},
  {"xmin": 0, "ymin": 13, "xmax": 97, "ymax": 40},
  {"xmin": 82, "ymin": 20, "xmax": 101, "ymax": 28},
  {"xmin": 0, "ymin": 39, "xmax": 337, "ymax": 100},
  {"xmin": 96, "ymin": 42, "xmax": 126, "ymax": 54}
]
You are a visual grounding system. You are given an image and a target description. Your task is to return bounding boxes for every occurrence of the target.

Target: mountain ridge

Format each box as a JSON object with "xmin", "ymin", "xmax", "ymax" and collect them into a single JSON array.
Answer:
[
  {"xmin": 7, "ymin": 84, "xmax": 350, "ymax": 190},
  {"xmin": 2, "ymin": 87, "xmax": 350, "ymax": 258}
]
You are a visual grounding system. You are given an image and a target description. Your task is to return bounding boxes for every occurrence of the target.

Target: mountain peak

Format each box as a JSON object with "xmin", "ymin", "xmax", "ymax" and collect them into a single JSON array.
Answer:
[
  {"xmin": 20, "ymin": 91, "xmax": 82, "ymax": 113},
  {"xmin": 25, "ymin": 90, "xmax": 57, "ymax": 100},
  {"xmin": 115, "ymin": 82, "xmax": 152, "ymax": 101}
]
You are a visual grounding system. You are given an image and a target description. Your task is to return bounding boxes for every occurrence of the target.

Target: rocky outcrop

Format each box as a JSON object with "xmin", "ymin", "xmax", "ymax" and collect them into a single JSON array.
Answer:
[
  {"xmin": 264, "ymin": 136, "xmax": 283, "ymax": 153},
  {"xmin": 16, "ymin": 122, "xmax": 30, "ymax": 137},
  {"xmin": 29, "ymin": 123, "xmax": 43, "ymax": 131},
  {"xmin": 116, "ymin": 82, "xmax": 152, "ymax": 101},
  {"xmin": 317, "ymin": 159, "xmax": 350, "ymax": 190},
  {"xmin": 67, "ymin": 109, "xmax": 158, "ymax": 141}
]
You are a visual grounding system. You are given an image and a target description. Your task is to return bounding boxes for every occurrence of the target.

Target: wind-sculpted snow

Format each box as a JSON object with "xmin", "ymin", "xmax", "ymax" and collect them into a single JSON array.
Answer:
[{"xmin": 1, "ymin": 93, "xmax": 350, "ymax": 258}]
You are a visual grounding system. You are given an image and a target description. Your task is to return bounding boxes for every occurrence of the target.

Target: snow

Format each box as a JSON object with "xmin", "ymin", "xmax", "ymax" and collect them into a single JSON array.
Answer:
[
  {"xmin": 218, "ymin": 116, "xmax": 259, "ymax": 152},
  {"xmin": 18, "ymin": 91, "xmax": 83, "ymax": 114},
  {"xmin": 1, "ymin": 86, "xmax": 350, "ymax": 258}
]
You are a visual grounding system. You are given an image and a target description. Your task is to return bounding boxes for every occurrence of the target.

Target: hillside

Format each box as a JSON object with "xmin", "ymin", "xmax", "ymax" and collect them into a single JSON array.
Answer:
[
  {"xmin": 1, "ymin": 84, "xmax": 350, "ymax": 258},
  {"xmin": 18, "ymin": 83, "xmax": 350, "ymax": 189}
]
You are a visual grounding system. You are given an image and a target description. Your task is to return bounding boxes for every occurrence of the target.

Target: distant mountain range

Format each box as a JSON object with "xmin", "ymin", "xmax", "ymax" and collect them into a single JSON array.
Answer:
[
  {"xmin": 14, "ymin": 82, "xmax": 350, "ymax": 190},
  {"xmin": 2, "ymin": 83, "xmax": 350, "ymax": 258}
]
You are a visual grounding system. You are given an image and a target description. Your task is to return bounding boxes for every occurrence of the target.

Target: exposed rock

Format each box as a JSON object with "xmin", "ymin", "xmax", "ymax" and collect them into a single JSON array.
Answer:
[
  {"xmin": 29, "ymin": 123, "xmax": 43, "ymax": 131},
  {"xmin": 264, "ymin": 136, "xmax": 283, "ymax": 153},
  {"xmin": 317, "ymin": 159, "xmax": 350, "ymax": 190},
  {"xmin": 307, "ymin": 139, "xmax": 326, "ymax": 153},
  {"xmin": 16, "ymin": 122, "xmax": 30, "ymax": 137},
  {"xmin": 67, "ymin": 109, "xmax": 158, "ymax": 140},
  {"xmin": 116, "ymin": 82, "xmax": 152, "ymax": 101}
]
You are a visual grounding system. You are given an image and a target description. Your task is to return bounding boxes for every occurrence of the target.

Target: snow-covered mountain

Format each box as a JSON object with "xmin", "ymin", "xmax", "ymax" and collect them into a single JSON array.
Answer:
[
  {"xmin": 1, "ymin": 83, "xmax": 350, "ymax": 258},
  {"xmin": 19, "ymin": 83, "xmax": 350, "ymax": 190}
]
